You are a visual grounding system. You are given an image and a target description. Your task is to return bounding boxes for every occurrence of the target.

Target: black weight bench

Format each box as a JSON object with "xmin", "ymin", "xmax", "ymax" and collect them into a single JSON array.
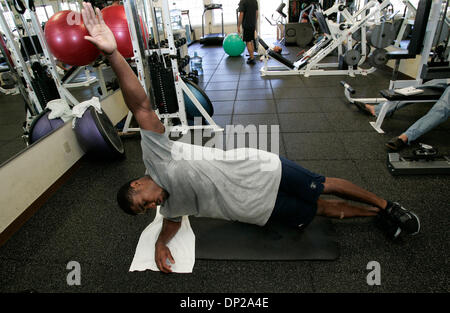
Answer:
[
  {"xmin": 370, "ymin": 86, "xmax": 446, "ymax": 133},
  {"xmin": 379, "ymin": 86, "xmax": 444, "ymax": 101},
  {"xmin": 258, "ymin": 38, "xmax": 296, "ymax": 69}
]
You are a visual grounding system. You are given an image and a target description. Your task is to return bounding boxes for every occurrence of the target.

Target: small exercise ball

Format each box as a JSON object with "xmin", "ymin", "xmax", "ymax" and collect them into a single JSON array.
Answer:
[
  {"xmin": 45, "ymin": 10, "xmax": 100, "ymax": 66},
  {"xmin": 29, "ymin": 109, "xmax": 64, "ymax": 144},
  {"xmin": 74, "ymin": 107, "xmax": 125, "ymax": 159},
  {"xmin": 101, "ymin": 5, "xmax": 147, "ymax": 58},
  {"xmin": 223, "ymin": 33, "xmax": 246, "ymax": 57},
  {"xmin": 183, "ymin": 79, "xmax": 214, "ymax": 124}
]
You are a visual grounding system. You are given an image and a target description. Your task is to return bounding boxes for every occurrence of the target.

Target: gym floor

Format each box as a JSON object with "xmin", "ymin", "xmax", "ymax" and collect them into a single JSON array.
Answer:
[{"xmin": 0, "ymin": 42, "xmax": 449, "ymax": 293}]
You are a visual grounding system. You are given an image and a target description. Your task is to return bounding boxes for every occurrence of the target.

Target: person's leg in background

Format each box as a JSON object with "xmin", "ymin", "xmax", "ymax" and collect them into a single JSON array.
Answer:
[
  {"xmin": 246, "ymin": 40, "xmax": 255, "ymax": 61},
  {"xmin": 399, "ymin": 88, "xmax": 449, "ymax": 144},
  {"xmin": 243, "ymin": 27, "xmax": 256, "ymax": 64},
  {"xmin": 366, "ymin": 86, "xmax": 450, "ymax": 151}
]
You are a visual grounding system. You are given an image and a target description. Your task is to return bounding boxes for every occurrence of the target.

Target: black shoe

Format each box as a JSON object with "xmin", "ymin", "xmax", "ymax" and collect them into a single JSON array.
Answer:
[
  {"xmin": 376, "ymin": 209, "xmax": 401, "ymax": 239},
  {"xmin": 246, "ymin": 58, "xmax": 255, "ymax": 65},
  {"xmin": 386, "ymin": 202, "xmax": 420, "ymax": 235},
  {"xmin": 386, "ymin": 137, "xmax": 407, "ymax": 151}
]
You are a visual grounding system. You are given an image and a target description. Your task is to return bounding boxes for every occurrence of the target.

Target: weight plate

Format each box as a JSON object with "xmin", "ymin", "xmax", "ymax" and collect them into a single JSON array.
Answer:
[
  {"xmin": 354, "ymin": 42, "xmax": 371, "ymax": 56},
  {"xmin": 369, "ymin": 48, "xmax": 388, "ymax": 67},
  {"xmin": 296, "ymin": 23, "xmax": 314, "ymax": 47},
  {"xmin": 369, "ymin": 22, "xmax": 396, "ymax": 49},
  {"xmin": 344, "ymin": 49, "xmax": 361, "ymax": 66}
]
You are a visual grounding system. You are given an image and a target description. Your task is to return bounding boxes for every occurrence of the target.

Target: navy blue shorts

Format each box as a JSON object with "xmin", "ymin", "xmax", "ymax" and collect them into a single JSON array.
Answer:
[{"xmin": 267, "ymin": 157, "xmax": 326, "ymax": 230}]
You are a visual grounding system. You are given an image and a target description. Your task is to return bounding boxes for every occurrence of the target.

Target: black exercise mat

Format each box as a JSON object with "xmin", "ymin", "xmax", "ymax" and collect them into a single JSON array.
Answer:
[{"xmin": 190, "ymin": 216, "xmax": 339, "ymax": 260}]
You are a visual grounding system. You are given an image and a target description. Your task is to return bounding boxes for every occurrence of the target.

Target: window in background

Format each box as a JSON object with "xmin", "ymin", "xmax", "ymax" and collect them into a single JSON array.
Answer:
[
  {"xmin": 24, "ymin": 5, "xmax": 55, "ymax": 22},
  {"xmin": 390, "ymin": 0, "xmax": 407, "ymax": 14},
  {"xmin": 60, "ymin": 2, "xmax": 80, "ymax": 12},
  {"xmin": 387, "ymin": 0, "xmax": 422, "ymax": 22},
  {"xmin": 379, "ymin": 0, "xmax": 421, "ymax": 15},
  {"xmin": 259, "ymin": 0, "xmax": 287, "ymax": 38},
  {"xmin": 170, "ymin": 0, "xmax": 205, "ymax": 27},
  {"xmin": 212, "ymin": 0, "xmax": 240, "ymax": 26}
]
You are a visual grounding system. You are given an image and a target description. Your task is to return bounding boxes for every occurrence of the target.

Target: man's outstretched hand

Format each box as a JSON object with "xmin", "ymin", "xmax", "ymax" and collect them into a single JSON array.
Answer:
[
  {"xmin": 155, "ymin": 242, "xmax": 175, "ymax": 273},
  {"xmin": 81, "ymin": 2, "xmax": 117, "ymax": 55}
]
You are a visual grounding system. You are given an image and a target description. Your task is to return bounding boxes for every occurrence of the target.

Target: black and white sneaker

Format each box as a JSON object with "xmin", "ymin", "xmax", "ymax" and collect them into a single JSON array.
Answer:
[
  {"xmin": 246, "ymin": 58, "xmax": 255, "ymax": 65},
  {"xmin": 376, "ymin": 209, "xmax": 402, "ymax": 239},
  {"xmin": 386, "ymin": 202, "xmax": 420, "ymax": 235}
]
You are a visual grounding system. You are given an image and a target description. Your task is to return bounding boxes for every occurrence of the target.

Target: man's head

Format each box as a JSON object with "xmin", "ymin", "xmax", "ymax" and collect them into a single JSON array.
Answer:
[{"xmin": 117, "ymin": 175, "xmax": 168, "ymax": 215}]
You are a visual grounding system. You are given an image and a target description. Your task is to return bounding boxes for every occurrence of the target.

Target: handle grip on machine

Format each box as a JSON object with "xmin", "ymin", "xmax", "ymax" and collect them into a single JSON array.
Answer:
[{"xmin": 340, "ymin": 81, "xmax": 355, "ymax": 94}]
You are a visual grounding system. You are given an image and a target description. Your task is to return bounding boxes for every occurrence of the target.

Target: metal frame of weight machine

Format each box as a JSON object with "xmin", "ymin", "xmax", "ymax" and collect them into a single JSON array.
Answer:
[
  {"xmin": 341, "ymin": 0, "xmax": 445, "ymax": 134},
  {"xmin": 260, "ymin": 0, "xmax": 393, "ymax": 77},
  {"xmin": 122, "ymin": 0, "xmax": 222, "ymax": 135}
]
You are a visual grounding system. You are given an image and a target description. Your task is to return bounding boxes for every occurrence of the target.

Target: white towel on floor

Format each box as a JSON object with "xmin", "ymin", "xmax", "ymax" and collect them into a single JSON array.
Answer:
[{"xmin": 129, "ymin": 208, "xmax": 195, "ymax": 273}]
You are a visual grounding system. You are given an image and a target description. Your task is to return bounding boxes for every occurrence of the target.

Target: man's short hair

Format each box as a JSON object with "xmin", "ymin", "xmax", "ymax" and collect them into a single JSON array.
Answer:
[{"xmin": 116, "ymin": 178, "xmax": 139, "ymax": 215}]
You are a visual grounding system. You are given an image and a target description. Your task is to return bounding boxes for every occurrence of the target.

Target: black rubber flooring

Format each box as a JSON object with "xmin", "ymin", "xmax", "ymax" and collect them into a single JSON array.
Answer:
[{"xmin": 0, "ymin": 43, "xmax": 449, "ymax": 293}]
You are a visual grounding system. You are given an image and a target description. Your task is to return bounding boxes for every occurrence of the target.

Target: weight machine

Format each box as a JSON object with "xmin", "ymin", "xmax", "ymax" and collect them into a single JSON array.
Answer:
[
  {"xmin": 392, "ymin": 0, "xmax": 417, "ymax": 48},
  {"xmin": 61, "ymin": 65, "xmax": 98, "ymax": 89},
  {"xmin": 297, "ymin": 0, "xmax": 322, "ymax": 37},
  {"xmin": 343, "ymin": 0, "xmax": 450, "ymax": 175},
  {"xmin": 387, "ymin": 143, "xmax": 450, "ymax": 175},
  {"xmin": 121, "ymin": 0, "xmax": 221, "ymax": 135},
  {"xmin": 260, "ymin": 0, "xmax": 394, "ymax": 77},
  {"xmin": 341, "ymin": 0, "xmax": 447, "ymax": 134}
]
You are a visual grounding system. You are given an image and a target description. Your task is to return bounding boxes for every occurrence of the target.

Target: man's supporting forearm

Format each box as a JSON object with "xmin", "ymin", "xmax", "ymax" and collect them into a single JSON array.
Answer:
[
  {"xmin": 106, "ymin": 50, "xmax": 150, "ymax": 112},
  {"xmin": 156, "ymin": 219, "xmax": 182, "ymax": 246}
]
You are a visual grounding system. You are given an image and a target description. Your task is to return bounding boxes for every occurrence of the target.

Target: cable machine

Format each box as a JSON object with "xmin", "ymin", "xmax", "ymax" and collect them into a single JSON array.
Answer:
[{"xmin": 122, "ymin": 0, "xmax": 222, "ymax": 135}]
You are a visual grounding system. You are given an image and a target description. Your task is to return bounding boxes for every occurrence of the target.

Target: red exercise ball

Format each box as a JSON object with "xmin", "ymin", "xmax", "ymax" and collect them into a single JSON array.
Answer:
[
  {"xmin": 101, "ymin": 5, "xmax": 147, "ymax": 58},
  {"xmin": 44, "ymin": 10, "xmax": 100, "ymax": 66}
]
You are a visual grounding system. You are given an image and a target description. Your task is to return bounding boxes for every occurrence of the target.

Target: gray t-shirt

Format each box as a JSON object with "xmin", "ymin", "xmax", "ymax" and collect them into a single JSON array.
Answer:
[{"xmin": 140, "ymin": 129, "xmax": 281, "ymax": 226}]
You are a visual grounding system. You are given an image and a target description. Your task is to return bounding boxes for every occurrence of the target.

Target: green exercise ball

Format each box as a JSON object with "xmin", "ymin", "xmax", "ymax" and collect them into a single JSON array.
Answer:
[{"xmin": 223, "ymin": 33, "xmax": 246, "ymax": 57}]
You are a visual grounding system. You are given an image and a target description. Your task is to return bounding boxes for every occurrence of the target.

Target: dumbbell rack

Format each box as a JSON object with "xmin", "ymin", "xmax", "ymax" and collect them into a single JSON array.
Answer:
[{"xmin": 122, "ymin": 0, "xmax": 222, "ymax": 135}]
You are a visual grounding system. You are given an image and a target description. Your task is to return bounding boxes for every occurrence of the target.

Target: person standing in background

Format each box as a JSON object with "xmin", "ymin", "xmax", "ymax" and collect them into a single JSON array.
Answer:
[{"xmin": 237, "ymin": 0, "xmax": 259, "ymax": 65}]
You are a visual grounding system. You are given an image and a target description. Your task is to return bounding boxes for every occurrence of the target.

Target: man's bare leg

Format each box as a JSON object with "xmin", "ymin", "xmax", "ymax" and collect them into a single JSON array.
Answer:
[
  {"xmin": 365, "ymin": 104, "xmax": 376, "ymax": 116},
  {"xmin": 247, "ymin": 41, "xmax": 255, "ymax": 60},
  {"xmin": 319, "ymin": 178, "xmax": 420, "ymax": 237},
  {"xmin": 322, "ymin": 177, "xmax": 387, "ymax": 210},
  {"xmin": 317, "ymin": 199, "xmax": 379, "ymax": 219}
]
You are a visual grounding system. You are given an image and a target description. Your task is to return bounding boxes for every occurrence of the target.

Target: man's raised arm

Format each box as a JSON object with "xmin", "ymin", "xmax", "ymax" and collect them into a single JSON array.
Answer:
[{"xmin": 81, "ymin": 2, "xmax": 164, "ymax": 133}]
